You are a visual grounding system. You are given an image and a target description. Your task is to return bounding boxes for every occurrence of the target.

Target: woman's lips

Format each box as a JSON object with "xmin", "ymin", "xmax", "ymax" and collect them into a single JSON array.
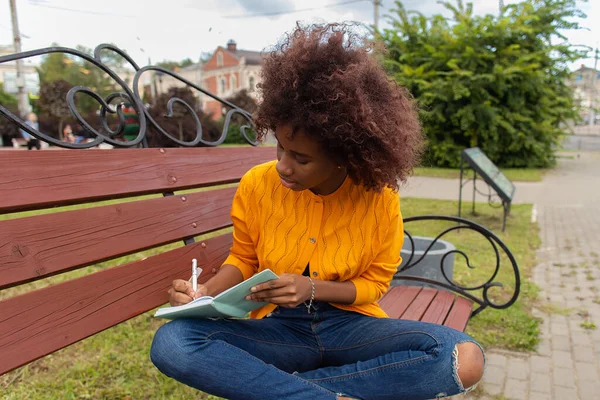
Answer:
[{"xmin": 280, "ymin": 176, "xmax": 296, "ymax": 188}]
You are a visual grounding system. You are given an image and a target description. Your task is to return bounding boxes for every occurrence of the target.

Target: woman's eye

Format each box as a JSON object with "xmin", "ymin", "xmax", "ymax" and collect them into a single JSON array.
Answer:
[{"xmin": 297, "ymin": 159, "xmax": 309, "ymax": 165}]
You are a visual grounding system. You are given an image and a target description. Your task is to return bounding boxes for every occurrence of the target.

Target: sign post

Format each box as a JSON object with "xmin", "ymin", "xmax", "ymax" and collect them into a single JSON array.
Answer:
[{"xmin": 459, "ymin": 147, "xmax": 516, "ymax": 231}]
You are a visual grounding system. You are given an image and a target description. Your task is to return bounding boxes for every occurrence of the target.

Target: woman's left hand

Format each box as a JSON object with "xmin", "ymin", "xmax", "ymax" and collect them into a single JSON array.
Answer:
[{"xmin": 246, "ymin": 273, "xmax": 313, "ymax": 308}]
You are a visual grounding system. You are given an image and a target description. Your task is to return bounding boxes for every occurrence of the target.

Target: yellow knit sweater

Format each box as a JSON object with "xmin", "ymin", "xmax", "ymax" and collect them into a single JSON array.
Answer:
[{"xmin": 223, "ymin": 161, "xmax": 404, "ymax": 319}]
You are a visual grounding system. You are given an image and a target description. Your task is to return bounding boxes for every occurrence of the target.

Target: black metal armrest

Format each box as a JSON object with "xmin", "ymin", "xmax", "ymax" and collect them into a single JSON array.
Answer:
[{"xmin": 399, "ymin": 215, "xmax": 520, "ymax": 317}]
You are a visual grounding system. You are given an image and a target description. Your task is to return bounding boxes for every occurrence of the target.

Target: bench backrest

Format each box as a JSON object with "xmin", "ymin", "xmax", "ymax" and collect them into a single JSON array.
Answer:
[{"xmin": 0, "ymin": 146, "xmax": 274, "ymax": 375}]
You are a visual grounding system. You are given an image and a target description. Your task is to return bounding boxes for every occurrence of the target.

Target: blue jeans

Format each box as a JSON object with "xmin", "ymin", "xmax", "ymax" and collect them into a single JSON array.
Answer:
[{"xmin": 151, "ymin": 302, "xmax": 484, "ymax": 400}]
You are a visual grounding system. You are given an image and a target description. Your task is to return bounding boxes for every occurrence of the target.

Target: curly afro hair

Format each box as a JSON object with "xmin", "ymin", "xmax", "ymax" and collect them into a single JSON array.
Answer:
[{"xmin": 254, "ymin": 23, "xmax": 424, "ymax": 191}]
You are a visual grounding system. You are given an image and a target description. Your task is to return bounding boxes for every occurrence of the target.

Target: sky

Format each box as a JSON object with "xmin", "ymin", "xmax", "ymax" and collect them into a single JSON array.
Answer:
[{"xmin": 0, "ymin": 0, "xmax": 598, "ymax": 70}]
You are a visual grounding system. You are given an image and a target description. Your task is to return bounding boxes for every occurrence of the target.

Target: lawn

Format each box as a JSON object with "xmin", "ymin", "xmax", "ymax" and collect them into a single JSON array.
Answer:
[
  {"xmin": 413, "ymin": 166, "xmax": 547, "ymax": 182},
  {"xmin": 1, "ymin": 196, "xmax": 541, "ymax": 399}
]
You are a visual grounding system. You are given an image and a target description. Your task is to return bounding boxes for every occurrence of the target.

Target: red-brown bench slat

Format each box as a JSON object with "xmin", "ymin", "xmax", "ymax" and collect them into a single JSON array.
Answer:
[
  {"xmin": 0, "ymin": 146, "xmax": 274, "ymax": 214},
  {"xmin": 379, "ymin": 286, "xmax": 473, "ymax": 333},
  {"xmin": 0, "ymin": 187, "xmax": 236, "ymax": 290},
  {"xmin": 443, "ymin": 296, "xmax": 473, "ymax": 332},
  {"xmin": 378, "ymin": 285, "xmax": 422, "ymax": 319},
  {"xmin": 0, "ymin": 233, "xmax": 232, "ymax": 376},
  {"xmin": 400, "ymin": 287, "xmax": 438, "ymax": 321},
  {"xmin": 420, "ymin": 290, "xmax": 458, "ymax": 325}
]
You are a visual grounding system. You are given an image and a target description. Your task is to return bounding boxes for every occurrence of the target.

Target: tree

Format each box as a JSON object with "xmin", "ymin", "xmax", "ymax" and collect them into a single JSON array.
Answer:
[
  {"xmin": 222, "ymin": 89, "xmax": 258, "ymax": 144},
  {"xmin": 146, "ymin": 87, "xmax": 220, "ymax": 147},
  {"xmin": 37, "ymin": 44, "xmax": 126, "ymax": 115},
  {"xmin": 0, "ymin": 83, "xmax": 18, "ymax": 145},
  {"xmin": 156, "ymin": 58, "xmax": 196, "ymax": 71},
  {"xmin": 0, "ymin": 82, "xmax": 17, "ymax": 108},
  {"xmin": 37, "ymin": 80, "xmax": 72, "ymax": 139},
  {"xmin": 381, "ymin": 0, "xmax": 587, "ymax": 168}
]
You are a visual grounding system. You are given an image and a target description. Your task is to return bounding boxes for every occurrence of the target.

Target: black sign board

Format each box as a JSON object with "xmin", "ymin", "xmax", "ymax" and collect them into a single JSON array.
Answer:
[
  {"xmin": 459, "ymin": 147, "xmax": 515, "ymax": 231},
  {"xmin": 461, "ymin": 147, "xmax": 515, "ymax": 203}
]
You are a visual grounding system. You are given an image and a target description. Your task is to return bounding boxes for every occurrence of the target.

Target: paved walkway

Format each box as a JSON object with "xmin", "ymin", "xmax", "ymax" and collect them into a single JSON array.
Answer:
[{"xmin": 400, "ymin": 152, "xmax": 600, "ymax": 399}]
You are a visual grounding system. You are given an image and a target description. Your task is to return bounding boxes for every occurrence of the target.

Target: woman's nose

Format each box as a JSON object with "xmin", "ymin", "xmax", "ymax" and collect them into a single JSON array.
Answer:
[{"xmin": 276, "ymin": 157, "xmax": 293, "ymax": 177}]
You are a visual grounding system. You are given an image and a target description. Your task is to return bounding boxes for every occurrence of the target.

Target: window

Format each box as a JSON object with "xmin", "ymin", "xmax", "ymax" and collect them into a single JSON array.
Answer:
[
  {"xmin": 219, "ymin": 78, "xmax": 226, "ymax": 94},
  {"xmin": 217, "ymin": 52, "xmax": 223, "ymax": 67},
  {"xmin": 231, "ymin": 75, "xmax": 237, "ymax": 90},
  {"xmin": 248, "ymin": 76, "xmax": 255, "ymax": 92}
]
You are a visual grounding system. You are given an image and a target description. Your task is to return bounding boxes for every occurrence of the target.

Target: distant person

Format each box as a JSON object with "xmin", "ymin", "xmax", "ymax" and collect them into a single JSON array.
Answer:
[
  {"xmin": 20, "ymin": 112, "xmax": 40, "ymax": 150},
  {"xmin": 64, "ymin": 124, "xmax": 76, "ymax": 143}
]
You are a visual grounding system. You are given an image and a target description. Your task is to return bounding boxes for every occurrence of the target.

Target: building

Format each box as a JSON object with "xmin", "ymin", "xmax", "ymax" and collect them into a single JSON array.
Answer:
[
  {"xmin": 202, "ymin": 40, "xmax": 263, "ymax": 118},
  {"xmin": 154, "ymin": 62, "xmax": 203, "ymax": 101},
  {"xmin": 570, "ymin": 64, "xmax": 600, "ymax": 124},
  {"xmin": 0, "ymin": 44, "xmax": 39, "ymax": 96}
]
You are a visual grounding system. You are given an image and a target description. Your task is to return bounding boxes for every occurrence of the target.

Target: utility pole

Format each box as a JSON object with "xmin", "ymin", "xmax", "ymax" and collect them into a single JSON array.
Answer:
[
  {"xmin": 589, "ymin": 47, "xmax": 599, "ymax": 127},
  {"xmin": 374, "ymin": 0, "xmax": 380, "ymax": 31},
  {"xmin": 9, "ymin": 0, "xmax": 30, "ymax": 117}
]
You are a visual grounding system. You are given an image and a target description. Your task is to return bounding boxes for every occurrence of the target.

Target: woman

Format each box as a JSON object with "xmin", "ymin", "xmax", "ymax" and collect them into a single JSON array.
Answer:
[{"xmin": 151, "ymin": 24, "xmax": 485, "ymax": 400}]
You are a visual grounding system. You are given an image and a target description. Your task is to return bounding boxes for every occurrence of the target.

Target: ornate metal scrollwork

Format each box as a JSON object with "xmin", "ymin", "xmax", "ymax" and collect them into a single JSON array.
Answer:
[
  {"xmin": 0, "ymin": 44, "xmax": 258, "ymax": 149},
  {"xmin": 399, "ymin": 215, "xmax": 520, "ymax": 317}
]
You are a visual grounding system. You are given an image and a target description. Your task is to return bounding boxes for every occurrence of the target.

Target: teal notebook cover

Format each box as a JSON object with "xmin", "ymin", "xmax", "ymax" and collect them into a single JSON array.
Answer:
[{"xmin": 154, "ymin": 269, "xmax": 278, "ymax": 320}]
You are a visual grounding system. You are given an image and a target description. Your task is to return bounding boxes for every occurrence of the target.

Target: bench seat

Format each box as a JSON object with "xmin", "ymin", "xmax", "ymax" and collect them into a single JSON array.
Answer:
[{"xmin": 379, "ymin": 286, "xmax": 473, "ymax": 332}]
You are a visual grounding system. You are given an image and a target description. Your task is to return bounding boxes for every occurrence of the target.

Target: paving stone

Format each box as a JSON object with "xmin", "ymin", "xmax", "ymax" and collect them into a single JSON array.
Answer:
[
  {"xmin": 486, "ymin": 352, "xmax": 507, "ymax": 368},
  {"xmin": 528, "ymin": 392, "xmax": 552, "ymax": 400},
  {"xmin": 571, "ymin": 331, "xmax": 592, "ymax": 347},
  {"xmin": 529, "ymin": 372, "xmax": 551, "ymax": 393},
  {"xmin": 504, "ymin": 378, "xmax": 528, "ymax": 400},
  {"xmin": 552, "ymin": 350, "xmax": 574, "ymax": 369},
  {"xmin": 536, "ymin": 339, "xmax": 552, "ymax": 356},
  {"xmin": 549, "ymin": 294, "xmax": 566, "ymax": 303},
  {"xmin": 530, "ymin": 355, "xmax": 551, "ymax": 374},
  {"xmin": 553, "ymin": 367, "xmax": 576, "ymax": 388},
  {"xmin": 573, "ymin": 345, "xmax": 596, "ymax": 363},
  {"xmin": 554, "ymin": 386, "xmax": 579, "ymax": 399},
  {"xmin": 575, "ymin": 361, "xmax": 600, "ymax": 382},
  {"xmin": 481, "ymin": 382, "xmax": 502, "ymax": 396},
  {"xmin": 551, "ymin": 335, "xmax": 571, "ymax": 351},
  {"xmin": 570, "ymin": 319, "xmax": 586, "ymax": 333},
  {"xmin": 551, "ymin": 315, "xmax": 569, "ymax": 324},
  {"xmin": 507, "ymin": 358, "xmax": 530, "ymax": 381},
  {"xmin": 482, "ymin": 364, "xmax": 506, "ymax": 386},
  {"xmin": 579, "ymin": 380, "xmax": 600, "ymax": 398},
  {"xmin": 550, "ymin": 322, "xmax": 570, "ymax": 336}
]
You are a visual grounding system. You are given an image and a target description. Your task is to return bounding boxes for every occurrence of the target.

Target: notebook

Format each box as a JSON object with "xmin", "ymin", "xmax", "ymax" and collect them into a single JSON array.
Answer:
[{"xmin": 154, "ymin": 269, "xmax": 279, "ymax": 319}]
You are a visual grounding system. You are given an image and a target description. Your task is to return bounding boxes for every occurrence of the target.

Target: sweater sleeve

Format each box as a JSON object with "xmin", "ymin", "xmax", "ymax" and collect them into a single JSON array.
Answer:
[
  {"xmin": 350, "ymin": 194, "xmax": 403, "ymax": 305},
  {"xmin": 222, "ymin": 171, "xmax": 259, "ymax": 281}
]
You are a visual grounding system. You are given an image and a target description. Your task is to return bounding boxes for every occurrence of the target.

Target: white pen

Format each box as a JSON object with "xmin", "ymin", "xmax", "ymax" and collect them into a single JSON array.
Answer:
[{"xmin": 192, "ymin": 258, "xmax": 198, "ymax": 292}]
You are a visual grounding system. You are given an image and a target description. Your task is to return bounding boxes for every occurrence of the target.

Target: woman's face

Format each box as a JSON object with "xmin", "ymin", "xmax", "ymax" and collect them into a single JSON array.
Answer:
[{"xmin": 275, "ymin": 123, "xmax": 346, "ymax": 195}]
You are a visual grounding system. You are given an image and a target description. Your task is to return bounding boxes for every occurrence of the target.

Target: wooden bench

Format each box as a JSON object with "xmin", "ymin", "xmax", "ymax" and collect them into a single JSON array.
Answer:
[
  {"xmin": 0, "ymin": 147, "xmax": 520, "ymax": 376},
  {"xmin": 0, "ymin": 43, "xmax": 520, "ymax": 380}
]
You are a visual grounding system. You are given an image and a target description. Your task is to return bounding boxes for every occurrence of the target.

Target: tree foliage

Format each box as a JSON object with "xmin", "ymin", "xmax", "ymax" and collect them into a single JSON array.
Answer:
[
  {"xmin": 146, "ymin": 87, "xmax": 220, "ymax": 147},
  {"xmin": 0, "ymin": 83, "xmax": 18, "ymax": 143},
  {"xmin": 36, "ymin": 44, "xmax": 127, "ymax": 115},
  {"xmin": 37, "ymin": 80, "xmax": 72, "ymax": 138},
  {"xmin": 381, "ymin": 0, "xmax": 587, "ymax": 168},
  {"xmin": 222, "ymin": 89, "xmax": 258, "ymax": 144},
  {"xmin": 0, "ymin": 82, "xmax": 17, "ymax": 108},
  {"xmin": 156, "ymin": 58, "xmax": 195, "ymax": 71}
]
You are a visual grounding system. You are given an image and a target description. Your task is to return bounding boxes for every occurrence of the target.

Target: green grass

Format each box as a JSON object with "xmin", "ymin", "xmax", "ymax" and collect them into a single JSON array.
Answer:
[
  {"xmin": 581, "ymin": 321, "xmax": 597, "ymax": 330},
  {"xmin": 2, "ymin": 197, "xmax": 541, "ymax": 398},
  {"xmin": 412, "ymin": 167, "xmax": 547, "ymax": 182}
]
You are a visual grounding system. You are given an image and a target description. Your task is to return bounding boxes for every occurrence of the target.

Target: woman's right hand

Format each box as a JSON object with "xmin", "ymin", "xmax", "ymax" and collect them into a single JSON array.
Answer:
[{"xmin": 168, "ymin": 279, "xmax": 208, "ymax": 306}]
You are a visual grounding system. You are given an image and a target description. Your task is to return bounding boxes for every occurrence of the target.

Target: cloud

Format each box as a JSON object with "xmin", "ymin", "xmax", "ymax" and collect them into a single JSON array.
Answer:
[{"xmin": 234, "ymin": 0, "xmax": 296, "ymax": 15}]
